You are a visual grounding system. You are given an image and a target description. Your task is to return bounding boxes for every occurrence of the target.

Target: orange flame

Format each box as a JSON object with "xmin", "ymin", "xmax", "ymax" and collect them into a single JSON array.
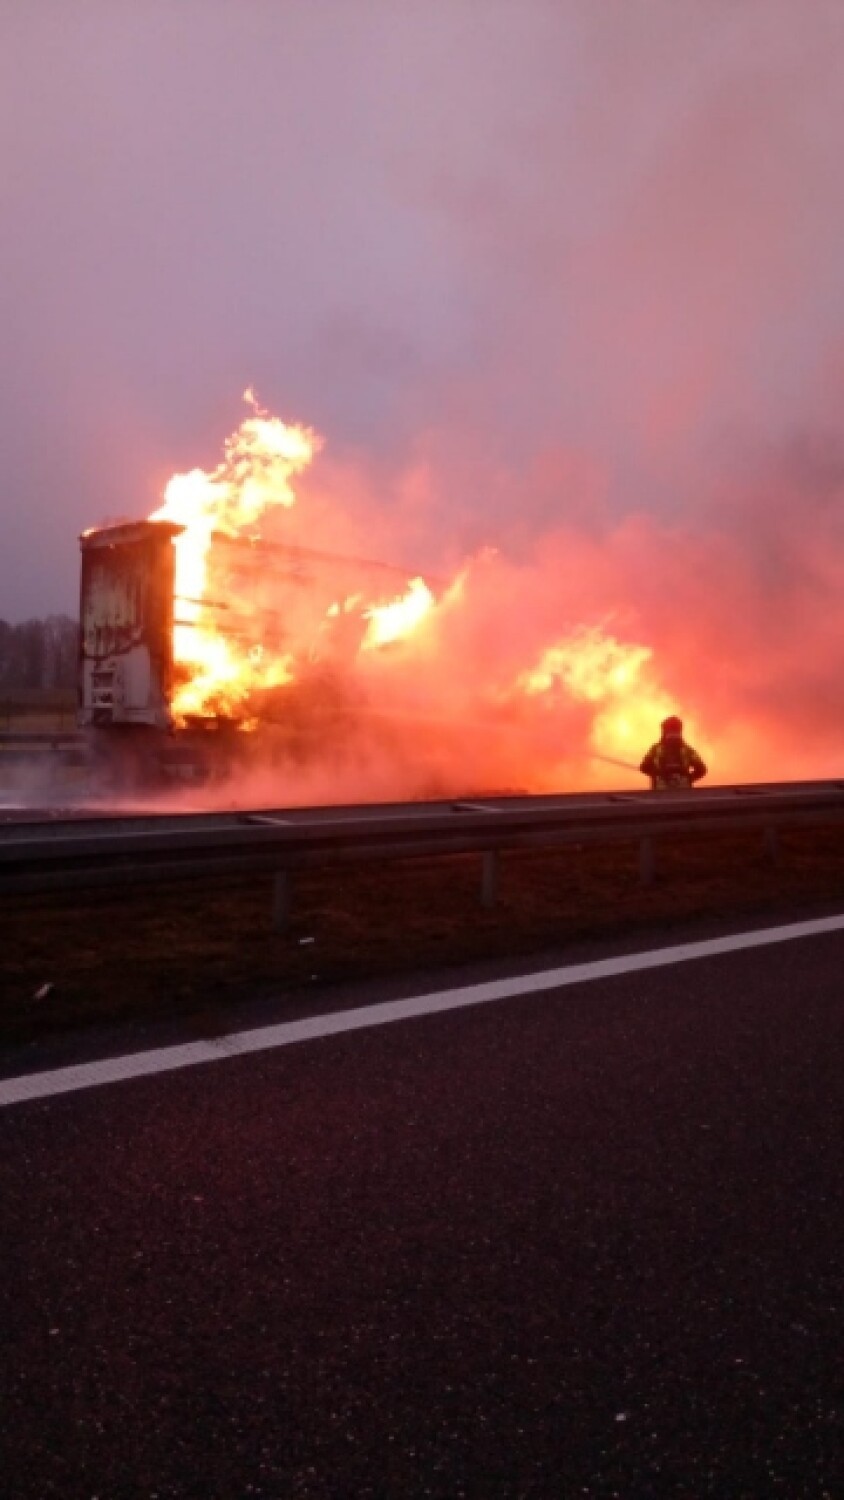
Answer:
[
  {"xmin": 362, "ymin": 577, "xmax": 435, "ymax": 650},
  {"xmin": 519, "ymin": 627, "xmax": 652, "ymax": 701},
  {"xmin": 516, "ymin": 626, "xmax": 677, "ymax": 769},
  {"xmin": 143, "ymin": 392, "xmax": 691, "ymax": 790},
  {"xmin": 150, "ymin": 390, "xmax": 319, "ymax": 720}
]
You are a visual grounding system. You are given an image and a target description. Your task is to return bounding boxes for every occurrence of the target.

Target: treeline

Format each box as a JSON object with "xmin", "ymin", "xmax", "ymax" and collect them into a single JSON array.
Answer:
[{"xmin": 0, "ymin": 616, "xmax": 79, "ymax": 691}]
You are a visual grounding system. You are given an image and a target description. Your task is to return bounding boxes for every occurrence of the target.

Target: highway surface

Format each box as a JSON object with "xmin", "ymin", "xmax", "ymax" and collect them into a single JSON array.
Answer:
[{"xmin": 1, "ymin": 913, "xmax": 841, "ymax": 1498}]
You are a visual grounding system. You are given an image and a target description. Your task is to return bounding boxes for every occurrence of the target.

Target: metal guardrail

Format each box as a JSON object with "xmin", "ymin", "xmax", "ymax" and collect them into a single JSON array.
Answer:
[
  {"xmin": 1, "ymin": 781, "xmax": 843, "ymax": 928},
  {"xmin": 0, "ymin": 731, "xmax": 80, "ymax": 746}
]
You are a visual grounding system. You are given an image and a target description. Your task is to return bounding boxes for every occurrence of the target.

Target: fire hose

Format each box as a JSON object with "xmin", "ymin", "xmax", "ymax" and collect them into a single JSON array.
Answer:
[{"xmin": 590, "ymin": 752, "xmax": 641, "ymax": 773}]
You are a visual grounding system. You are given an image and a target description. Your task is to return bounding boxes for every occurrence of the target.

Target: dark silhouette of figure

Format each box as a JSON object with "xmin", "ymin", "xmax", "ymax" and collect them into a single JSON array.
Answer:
[{"xmin": 640, "ymin": 716, "xmax": 707, "ymax": 789}]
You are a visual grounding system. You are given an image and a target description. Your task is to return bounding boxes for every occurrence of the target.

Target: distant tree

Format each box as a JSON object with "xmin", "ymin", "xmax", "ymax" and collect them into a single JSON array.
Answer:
[
  {"xmin": 0, "ymin": 619, "xmax": 12, "ymax": 689},
  {"xmin": 0, "ymin": 615, "xmax": 79, "ymax": 690},
  {"xmin": 17, "ymin": 620, "xmax": 45, "ymax": 689},
  {"xmin": 43, "ymin": 615, "xmax": 79, "ymax": 688}
]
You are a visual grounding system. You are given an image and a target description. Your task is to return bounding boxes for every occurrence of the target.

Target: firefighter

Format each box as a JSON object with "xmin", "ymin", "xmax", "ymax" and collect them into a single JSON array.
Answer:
[{"xmin": 640, "ymin": 716, "xmax": 707, "ymax": 790}]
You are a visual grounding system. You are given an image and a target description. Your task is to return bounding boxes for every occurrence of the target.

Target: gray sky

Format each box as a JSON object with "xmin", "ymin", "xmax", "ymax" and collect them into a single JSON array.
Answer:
[{"xmin": 3, "ymin": 0, "xmax": 844, "ymax": 620}]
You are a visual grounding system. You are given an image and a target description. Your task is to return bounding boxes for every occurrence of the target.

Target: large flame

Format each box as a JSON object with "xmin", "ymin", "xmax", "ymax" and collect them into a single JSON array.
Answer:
[
  {"xmin": 515, "ymin": 626, "xmax": 678, "ymax": 768},
  {"xmin": 150, "ymin": 390, "xmax": 319, "ymax": 719},
  {"xmin": 144, "ymin": 392, "xmax": 695, "ymax": 789}
]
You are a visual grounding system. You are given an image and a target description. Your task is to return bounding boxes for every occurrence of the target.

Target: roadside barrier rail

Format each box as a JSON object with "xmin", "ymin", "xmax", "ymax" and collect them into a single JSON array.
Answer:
[{"xmin": 1, "ymin": 781, "xmax": 843, "ymax": 929}]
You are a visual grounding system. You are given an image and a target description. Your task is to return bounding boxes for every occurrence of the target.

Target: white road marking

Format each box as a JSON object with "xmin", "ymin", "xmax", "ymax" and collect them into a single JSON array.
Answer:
[{"xmin": 2, "ymin": 912, "xmax": 843, "ymax": 1109}]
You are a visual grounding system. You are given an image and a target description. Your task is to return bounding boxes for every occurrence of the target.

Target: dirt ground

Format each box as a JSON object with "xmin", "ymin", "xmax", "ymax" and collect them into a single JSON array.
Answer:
[{"xmin": 3, "ymin": 820, "xmax": 844, "ymax": 1048}]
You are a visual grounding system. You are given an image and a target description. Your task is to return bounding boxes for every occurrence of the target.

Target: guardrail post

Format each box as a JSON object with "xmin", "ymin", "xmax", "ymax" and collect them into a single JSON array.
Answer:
[
  {"xmin": 272, "ymin": 871, "xmax": 291, "ymax": 932},
  {"xmin": 763, "ymin": 825, "xmax": 780, "ymax": 864},
  {"xmin": 481, "ymin": 850, "xmax": 499, "ymax": 907},
  {"xmin": 639, "ymin": 836, "xmax": 655, "ymax": 886}
]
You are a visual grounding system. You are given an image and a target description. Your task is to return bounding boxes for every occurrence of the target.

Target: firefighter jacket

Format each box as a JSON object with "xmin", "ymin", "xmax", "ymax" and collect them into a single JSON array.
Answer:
[{"xmin": 639, "ymin": 737, "xmax": 707, "ymax": 790}]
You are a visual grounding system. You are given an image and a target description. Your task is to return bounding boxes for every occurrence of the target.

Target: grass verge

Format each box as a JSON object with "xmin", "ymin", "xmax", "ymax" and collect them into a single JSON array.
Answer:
[{"xmin": 2, "ymin": 822, "xmax": 844, "ymax": 1048}]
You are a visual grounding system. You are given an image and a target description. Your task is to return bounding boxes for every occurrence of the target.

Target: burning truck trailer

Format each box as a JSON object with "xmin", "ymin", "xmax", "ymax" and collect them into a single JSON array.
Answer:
[
  {"xmin": 79, "ymin": 519, "xmax": 219, "ymax": 786},
  {"xmin": 78, "ymin": 518, "xmax": 434, "ymax": 788}
]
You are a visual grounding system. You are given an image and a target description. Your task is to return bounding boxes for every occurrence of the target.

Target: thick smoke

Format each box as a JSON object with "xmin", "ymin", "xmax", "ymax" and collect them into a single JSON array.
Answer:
[
  {"xmin": 2, "ymin": 2, "xmax": 844, "ymax": 797},
  {"xmin": 145, "ymin": 381, "xmax": 841, "ymax": 805}
]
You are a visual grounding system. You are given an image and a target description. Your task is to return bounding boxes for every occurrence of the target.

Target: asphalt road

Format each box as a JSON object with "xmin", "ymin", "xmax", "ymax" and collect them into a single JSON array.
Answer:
[{"xmin": 1, "ymin": 919, "xmax": 841, "ymax": 1498}]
